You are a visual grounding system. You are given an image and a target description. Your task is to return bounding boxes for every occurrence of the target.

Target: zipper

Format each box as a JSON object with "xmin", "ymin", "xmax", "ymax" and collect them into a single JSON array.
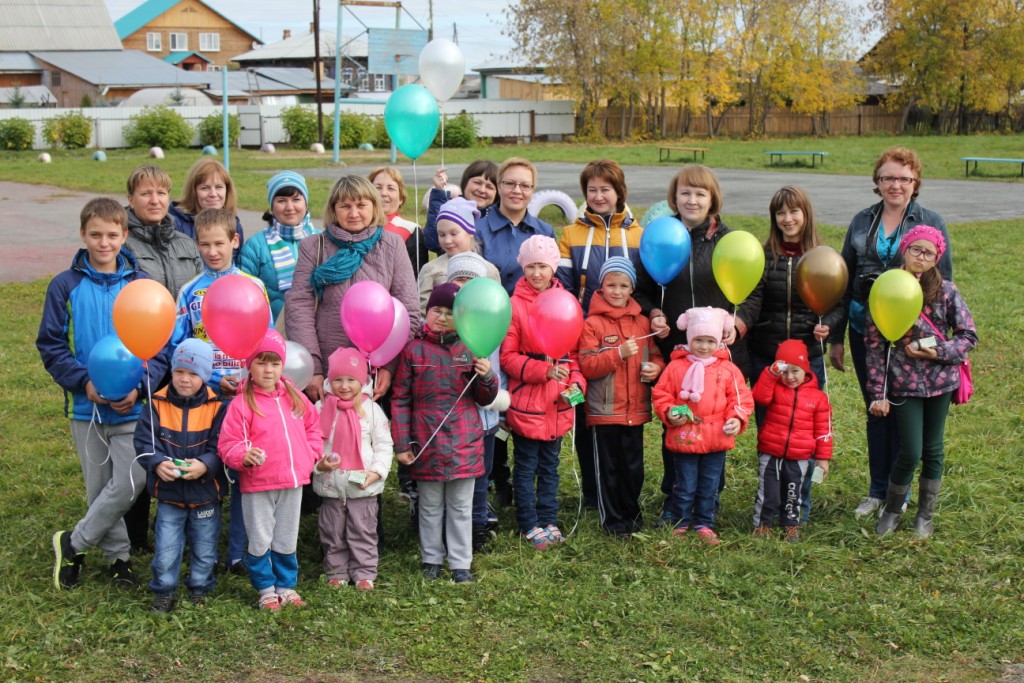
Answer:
[
  {"xmin": 273, "ymin": 395, "xmax": 299, "ymax": 488},
  {"xmin": 782, "ymin": 385, "xmax": 798, "ymax": 457},
  {"xmin": 785, "ymin": 256, "xmax": 793, "ymax": 339}
]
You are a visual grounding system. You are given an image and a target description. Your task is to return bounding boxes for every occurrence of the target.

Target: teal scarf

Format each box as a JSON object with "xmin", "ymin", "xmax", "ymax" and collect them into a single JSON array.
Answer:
[{"xmin": 310, "ymin": 226, "xmax": 384, "ymax": 299}]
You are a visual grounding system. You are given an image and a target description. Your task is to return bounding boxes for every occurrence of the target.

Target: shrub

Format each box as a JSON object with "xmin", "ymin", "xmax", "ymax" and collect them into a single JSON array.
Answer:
[
  {"xmin": 370, "ymin": 117, "xmax": 390, "ymax": 149},
  {"xmin": 42, "ymin": 111, "xmax": 92, "ymax": 149},
  {"xmin": 124, "ymin": 106, "xmax": 194, "ymax": 148},
  {"xmin": 433, "ymin": 112, "xmax": 479, "ymax": 148},
  {"xmin": 198, "ymin": 112, "xmax": 240, "ymax": 147},
  {"xmin": 281, "ymin": 105, "xmax": 319, "ymax": 149},
  {"xmin": 324, "ymin": 112, "xmax": 377, "ymax": 148},
  {"xmin": 0, "ymin": 117, "xmax": 35, "ymax": 150}
]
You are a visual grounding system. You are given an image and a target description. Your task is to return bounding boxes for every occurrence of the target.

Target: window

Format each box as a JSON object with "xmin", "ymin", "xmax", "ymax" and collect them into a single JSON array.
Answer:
[
  {"xmin": 373, "ymin": 74, "xmax": 386, "ymax": 92},
  {"xmin": 342, "ymin": 67, "xmax": 353, "ymax": 85},
  {"xmin": 146, "ymin": 32, "xmax": 162, "ymax": 51},
  {"xmin": 207, "ymin": 64, "xmax": 221, "ymax": 72},
  {"xmin": 169, "ymin": 32, "xmax": 188, "ymax": 51},
  {"xmin": 357, "ymin": 68, "xmax": 368, "ymax": 91},
  {"xmin": 51, "ymin": 72, "xmax": 61, "ymax": 87},
  {"xmin": 199, "ymin": 33, "xmax": 220, "ymax": 52}
]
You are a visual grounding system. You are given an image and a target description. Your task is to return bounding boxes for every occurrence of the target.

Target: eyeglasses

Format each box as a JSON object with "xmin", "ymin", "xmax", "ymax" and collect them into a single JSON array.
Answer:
[
  {"xmin": 906, "ymin": 245, "xmax": 937, "ymax": 261},
  {"xmin": 878, "ymin": 176, "xmax": 916, "ymax": 186},
  {"xmin": 500, "ymin": 180, "xmax": 535, "ymax": 192}
]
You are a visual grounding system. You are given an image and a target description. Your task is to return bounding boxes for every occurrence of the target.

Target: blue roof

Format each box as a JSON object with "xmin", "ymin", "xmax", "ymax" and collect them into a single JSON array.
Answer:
[
  {"xmin": 114, "ymin": 0, "xmax": 260, "ymax": 43},
  {"xmin": 163, "ymin": 51, "xmax": 211, "ymax": 65}
]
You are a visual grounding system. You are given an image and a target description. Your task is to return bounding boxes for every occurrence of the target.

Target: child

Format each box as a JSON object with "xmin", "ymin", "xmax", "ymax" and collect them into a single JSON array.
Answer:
[
  {"xmin": 218, "ymin": 330, "xmax": 323, "ymax": 610},
  {"xmin": 652, "ymin": 307, "xmax": 753, "ymax": 545},
  {"xmin": 578, "ymin": 257, "xmax": 664, "ymax": 536},
  {"xmin": 750, "ymin": 340, "xmax": 833, "ymax": 542},
  {"xmin": 500, "ymin": 236, "xmax": 586, "ymax": 550},
  {"xmin": 138, "ymin": 339, "xmax": 228, "ymax": 612},
  {"xmin": 867, "ymin": 225, "xmax": 977, "ymax": 538},
  {"xmin": 313, "ymin": 348, "xmax": 393, "ymax": 590},
  {"xmin": 392, "ymin": 283, "xmax": 498, "ymax": 583},
  {"xmin": 40, "ymin": 197, "xmax": 168, "ymax": 590}
]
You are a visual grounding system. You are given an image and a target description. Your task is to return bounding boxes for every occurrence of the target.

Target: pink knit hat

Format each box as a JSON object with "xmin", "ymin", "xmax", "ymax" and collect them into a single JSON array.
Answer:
[
  {"xmin": 677, "ymin": 307, "xmax": 734, "ymax": 347},
  {"xmin": 517, "ymin": 235, "xmax": 560, "ymax": 271},
  {"xmin": 327, "ymin": 347, "xmax": 368, "ymax": 385},
  {"xmin": 899, "ymin": 224, "xmax": 946, "ymax": 261},
  {"xmin": 246, "ymin": 329, "xmax": 287, "ymax": 368}
]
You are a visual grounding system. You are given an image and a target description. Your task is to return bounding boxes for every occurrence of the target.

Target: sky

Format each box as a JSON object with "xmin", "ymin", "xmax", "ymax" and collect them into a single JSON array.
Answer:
[{"xmin": 102, "ymin": 0, "xmax": 515, "ymax": 69}]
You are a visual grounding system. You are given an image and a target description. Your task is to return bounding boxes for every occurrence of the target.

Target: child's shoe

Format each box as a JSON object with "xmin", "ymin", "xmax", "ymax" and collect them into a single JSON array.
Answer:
[
  {"xmin": 525, "ymin": 527, "xmax": 552, "ymax": 550},
  {"xmin": 695, "ymin": 527, "xmax": 721, "ymax": 545},
  {"xmin": 671, "ymin": 525, "xmax": 689, "ymax": 536},
  {"xmin": 544, "ymin": 525, "xmax": 566, "ymax": 544},
  {"xmin": 226, "ymin": 559, "xmax": 248, "ymax": 576},
  {"xmin": 752, "ymin": 525, "xmax": 774, "ymax": 538},
  {"xmin": 422, "ymin": 563, "xmax": 443, "ymax": 580},
  {"xmin": 450, "ymin": 569, "xmax": 473, "ymax": 584},
  {"xmin": 784, "ymin": 526, "xmax": 801, "ymax": 543},
  {"xmin": 150, "ymin": 595, "xmax": 176, "ymax": 614},
  {"xmin": 110, "ymin": 559, "xmax": 138, "ymax": 589},
  {"xmin": 278, "ymin": 589, "xmax": 307, "ymax": 607},
  {"xmin": 188, "ymin": 593, "xmax": 208, "ymax": 606},
  {"xmin": 52, "ymin": 530, "xmax": 85, "ymax": 590},
  {"xmin": 472, "ymin": 524, "xmax": 496, "ymax": 553},
  {"xmin": 355, "ymin": 579, "xmax": 374, "ymax": 591},
  {"xmin": 258, "ymin": 593, "xmax": 282, "ymax": 611},
  {"xmin": 327, "ymin": 577, "xmax": 349, "ymax": 588}
]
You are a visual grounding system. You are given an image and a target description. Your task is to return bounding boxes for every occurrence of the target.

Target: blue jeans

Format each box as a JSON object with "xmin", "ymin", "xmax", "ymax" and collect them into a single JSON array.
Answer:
[
  {"xmin": 512, "ymin": 435, "xmax": 562, "ymax": 533},
  {"xmin": 226, "ymin": 472, "xmax": 247, "ymax": 565},
  {"xmin": 472, "ymin": 432, "xmax": 496, "ymax": 527},
  {"xmin": 669, "ymin": 451, "xmax": 726, "ymax": 530},
  {"xmin": 149, "ymin": 501, "xmax": 220, "ymax": 596},
  {"xmin": 849, "ymin": 330, "xmax": 901, "ymax": 499}
]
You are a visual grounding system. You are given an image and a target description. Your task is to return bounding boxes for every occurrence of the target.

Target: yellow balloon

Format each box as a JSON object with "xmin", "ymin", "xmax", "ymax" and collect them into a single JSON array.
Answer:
[
  {"xmin": 712, "ymin": 231, "xmax": 765, "ymax": 305},
  {"xmin": 868, "ymin": 269, "xmax": 923, "ymax": 342}
]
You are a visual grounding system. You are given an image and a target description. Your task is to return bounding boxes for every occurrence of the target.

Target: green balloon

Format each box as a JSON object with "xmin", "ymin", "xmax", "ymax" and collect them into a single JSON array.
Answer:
[{"xmin": 453, "ymin": 278, "xmax": 512, "ymax": 357}]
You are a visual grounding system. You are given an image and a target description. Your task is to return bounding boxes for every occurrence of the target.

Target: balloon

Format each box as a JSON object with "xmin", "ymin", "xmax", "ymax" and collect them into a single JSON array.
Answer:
[
  {"xmin": 283, "ymin": 341, "xmax": 315, "ymax": 388},
  {"xmin": 640, "ymin": 216, "xmax": 691, "ymax": 285},
  {"xmin": 419, "ymin": 39, "xmax": 465, "ymax": 103},
  {"xmin": 453, "ymin": 278, "xmax": 512, "ymax": 357},
  {"xmin": 201, "ymin": 275, "xmax": 271, "ymax": 361},
  {"xmin": 88, "ymin": 334, "xmax": 144, "ymax": 401},
  {"xmin": 795, "ymin": 246, "xmax": 849, "ymax": 316},
  {"xmin": 368, "ymin": 297, "xmax": 411, "ymax": 367},
  {"xmin": 113, "ymin": 279, "xmax": 175, "ymax": 360},
  {"xmin": 640, "ymin": 200, "xmax": 674, "ymax": 228},
  {"xmin": 868, "ymin": 269, "xmax": 923, "ymax": 342},
  {"xmin": 384, "ymin": 84, "xmax": 440, "ymax": 160},
  {"xmin": 712, "ymin": 231, "xmax": 765, "ymax": 305},
  {"xmin": 340, "ymin": 281, "xmax": 396, "ymax": 355},
  {"xmin": 529, "ymin": 288, "xmax": 584, "ymax": 360}
]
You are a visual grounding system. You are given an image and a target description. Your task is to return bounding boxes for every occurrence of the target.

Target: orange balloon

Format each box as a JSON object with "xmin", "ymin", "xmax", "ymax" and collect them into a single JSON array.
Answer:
[
  {"xmin": 113, "ymin": 279, "xmax": 176, "ymax": 360},
  {"xmin": 795, "ymin": 246, "xmax": 849, "ymax": 317}
]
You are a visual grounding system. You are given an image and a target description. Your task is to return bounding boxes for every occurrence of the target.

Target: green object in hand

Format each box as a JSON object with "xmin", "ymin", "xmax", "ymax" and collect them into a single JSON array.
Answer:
[{"xmin": 669, "ymin": 405, "xmax": 694, "ymax": 421}]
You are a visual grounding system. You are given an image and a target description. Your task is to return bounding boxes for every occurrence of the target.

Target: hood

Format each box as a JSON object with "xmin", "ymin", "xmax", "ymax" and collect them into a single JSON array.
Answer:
[
  {"xmin": 71, "ymin": 248, "xmax": 139, "ymax": 284},
  {"xmin": 126, "ymin": 207, "xmax": 178, "ymax": 246},
  {"xmin": 587, "ymin": 290, "xmax": 641, "ymax": 320}
]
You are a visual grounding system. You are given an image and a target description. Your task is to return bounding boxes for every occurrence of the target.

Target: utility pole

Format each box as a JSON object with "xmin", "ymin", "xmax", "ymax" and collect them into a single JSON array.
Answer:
[{"xmin": 313, "ymin": 0, "xmax": 324, "ymax": 143}]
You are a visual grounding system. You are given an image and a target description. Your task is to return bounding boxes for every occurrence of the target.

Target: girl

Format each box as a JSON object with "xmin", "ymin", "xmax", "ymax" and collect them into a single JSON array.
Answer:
[
  {"xmin": 424, "ymin": 160, "xmax": 499, "ymax": 254},
  {"xmin": 500, "ymin": 236, "xmax": 586, "ymax": 550},
  {"xmin": 219, "ymin": 330, "xmax": 323, "ymax": 610},
  {"xmin": 652, "ymin": 307, "xmax": 753, "ymax": 545},
  {"xmin": 867, "ymin": 225, "xmax": 976, "ymax": 538},
  {"xmin": 313, "ymin": 348, "xmax": 392, "ymax": 591},
  {"xmin": 169, "ymin": 158, "xmax": 245, "ymax": 259},
  {"xmin": 370, "ymin": 166, "xmax": 430, "ymax": 277}
]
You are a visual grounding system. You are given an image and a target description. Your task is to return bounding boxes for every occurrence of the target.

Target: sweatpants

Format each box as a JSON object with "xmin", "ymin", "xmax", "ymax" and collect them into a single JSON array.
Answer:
[
  {"xmin": 242, "ymin": 487, "xmax": 302, "ymax": 591},
  {"xmin": 418, "ymin": 478, "xmax": 474, "ymax": 570},
  {"xmin": 593, "ymin": 424, "xmax": 645, "ymax": 534},
  {"xmin": 69, "ymin": 420, "xmax": 145, "ymax": 563},
  {"xmin": 753, "ymin": 454, "xmax": 810, "ymax": 528},
  {"xmin": 319, "ymin": 496, "xmax": 379, "ymax": 582}
]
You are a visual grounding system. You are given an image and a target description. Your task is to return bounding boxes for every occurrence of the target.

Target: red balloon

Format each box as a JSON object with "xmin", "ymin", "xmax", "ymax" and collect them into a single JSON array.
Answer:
[
  {"xmin": 201, "ymin": 275, "xmax": 271, "ymax": 360},
  {"xmin": 529, "ymin": 288, "xmax": 584, "ymax": 360}
]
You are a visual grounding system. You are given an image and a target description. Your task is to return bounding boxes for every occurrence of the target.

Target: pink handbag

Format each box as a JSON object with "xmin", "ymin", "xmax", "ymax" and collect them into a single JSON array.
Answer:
[{"xmin": 920, "ymin": 315, "xmax": 973, "ymax": 405}]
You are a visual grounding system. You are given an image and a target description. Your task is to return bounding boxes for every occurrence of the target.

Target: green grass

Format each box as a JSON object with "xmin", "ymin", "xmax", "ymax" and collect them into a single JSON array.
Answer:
[{"xmin": 2, "ymin": 210, "xmax": 1022, "ymax": 681}]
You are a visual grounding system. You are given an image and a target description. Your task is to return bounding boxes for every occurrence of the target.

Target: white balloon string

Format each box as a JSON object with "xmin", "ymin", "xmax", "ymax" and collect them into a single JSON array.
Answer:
[
  {"xmin": 566, "ymin": 406, "xmax": 582, "ymax": 538},
  {"xmin": 85, "ymin": 404, "xmax": 111, "ymax": 467},
  {"xmin": 412, "ymin": 160, "xmax": 421, "ymax": 273},
  {"xmin": 406, "ymin": 374, "xmax": 476, "ymax": 464},
  {"xmin": 440, "ymin": 102, "xmax": 445, "ymax": 168},
  {"xmin": 818, "ymin": 315, "xmax": 829, "ymax": 394}
]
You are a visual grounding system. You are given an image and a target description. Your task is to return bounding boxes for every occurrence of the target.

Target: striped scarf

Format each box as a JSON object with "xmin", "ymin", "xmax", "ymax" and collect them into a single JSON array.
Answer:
[{"xmin": 265, "ymin": 214, "xmax": 318, "ymax": 292}]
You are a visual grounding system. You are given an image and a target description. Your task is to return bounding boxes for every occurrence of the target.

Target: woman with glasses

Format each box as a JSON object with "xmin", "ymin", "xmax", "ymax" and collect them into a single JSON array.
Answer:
[{"xmin": 828, "ymin": 147, "xmax": 954, "ymax": 519}]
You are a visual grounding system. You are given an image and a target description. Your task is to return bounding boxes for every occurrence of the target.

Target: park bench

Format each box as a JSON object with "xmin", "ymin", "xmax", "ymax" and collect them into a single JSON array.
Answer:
[
  {"xmin": 960, "ymin": 156, "xmax": 1024, "ymax": 178},
  {"xmin": 658, "ymin": 145, "xmax": 709, "ymax": 162},
  {"xmin": 765, "ymin": 150, "xmax": 828, "ymax": 167}
]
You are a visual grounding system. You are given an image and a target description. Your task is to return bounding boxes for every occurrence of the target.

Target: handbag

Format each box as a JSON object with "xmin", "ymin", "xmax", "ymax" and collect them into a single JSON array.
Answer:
[{"xmin": 920, "ymin": 314, "xmax": 973, "ymax": 405}]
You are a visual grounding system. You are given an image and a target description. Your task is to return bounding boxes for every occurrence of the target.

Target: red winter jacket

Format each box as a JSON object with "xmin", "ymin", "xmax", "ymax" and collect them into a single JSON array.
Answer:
[
  {"xmin": 500, "ymin": 277, "xmax": 586, "ymax": 441},
  {"xmin": 751, "ymin": 367, "xmax": 833, "ymax": 461}
]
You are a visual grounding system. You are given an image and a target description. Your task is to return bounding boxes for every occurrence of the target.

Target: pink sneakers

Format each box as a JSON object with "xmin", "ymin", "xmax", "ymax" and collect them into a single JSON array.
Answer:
[{"xmin": 695, "ymin": 527, "xmax": 720, "ymax": 545}]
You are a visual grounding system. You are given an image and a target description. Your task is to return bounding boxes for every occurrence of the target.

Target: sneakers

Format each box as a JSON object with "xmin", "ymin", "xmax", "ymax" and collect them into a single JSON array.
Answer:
[
  {"xmin": 854, "ymin": 496, "xmax": 884, "ymax": 517},
  {"xmin": 486, "ymin": 502, "xmax": 499, "ymax": 528},
  {"xmin": 525, "ymin": 527, "xmax": 552, "ymax": 551},
  {"xmin": 258, "ymin": 593, "xmax": 282, "ymax": 611},
  {"xmin": 355, "ymin": 579, "xmax": 374, "ymax": 591},
  {"xmin": 278, "ymin": 589, "xmax": 307, "ymax": 607},
  {"xmin": 752, "ymin": 525, "xmax": 774, "ymax": 538},
  {"xmin": 784, "ymin": 526, "xmax": 801, "ymax": 543},
  {"xmin": 472, "ymin": 525, "xmax": 495, "ymax": 553},
  {"xmin": 544, "ymin": 525, "xmax": 566, "ymax": 544},
  {"xmin": 695, "ymin": 527, "xmax": 721, "ymax": 545},
  {"xmin": 189, "ymin": 593, "xmax": 208, "ymax": 606},
  {"xmin": 110, "ymin": 559, "xmax": 138, "ymax": 589},
  {"xmin": 150, "ymin": 595, "xmax": 176, "ymax": 614},
  {"xmin": 422, "ymin": 563, "xmax": 442, "ymax": 580},
  {"xmin": 327, "ymin": 577, "xmax": 349, "ymax": 588},
  {"xmin": 52, "ymin": 530, "xmax": 84, "ymax": 590},
  {"xmin": 671, "ymin": 525, "xmax": 689, "ymax": 536},
  {"xmin": 226, "ymin": 560, "xmax": 248, "ymax": 576},
  {"xmin": 450, "ymin": 569, "xmax": 473, "ymax": 584}
]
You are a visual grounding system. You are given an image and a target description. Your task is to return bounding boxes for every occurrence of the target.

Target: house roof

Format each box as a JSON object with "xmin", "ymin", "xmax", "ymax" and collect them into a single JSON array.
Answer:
[
  {"xmin": 203, "ymin": 67, "xmax": 351, "ymax": 97},
  {"xmin": 473, "ymin": 55, "xmax": 546, "ymax": 74},
  {"xmin": 0, "ymin": 0, "xmax": 122, "ymax": 51},
  {"xmin": 0, "ymin": 53, "xmax": 42, "ymax": 72},
  {"xmin": 29, "ymin": 50, "xmax": 214, "ymax": 87},
  {"xmin": 232, "ymin": 31, "xmax": 368, "ymax": 63},
  {"xmin": 0, "ymin": 84, "xmax": 56, "ymax": 104},
  {"xmin": 163, "ymin": 51, "xmax": 211, "ymax": 65},
  {"xmin": 114, "ymin": 0, "xmax": 261, "ymax": 44}
]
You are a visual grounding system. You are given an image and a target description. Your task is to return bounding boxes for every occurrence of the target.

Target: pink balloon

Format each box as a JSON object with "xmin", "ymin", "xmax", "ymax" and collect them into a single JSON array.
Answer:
[
  {"xmin": 368, "ymin": 297, "xmax": 411, "ymax": 367},
  {"xmin": 340, "ymin": 281, "xmax": 397, "ymax": 355},
  {"xmin": 529, "ymin": 288, "xmax": 584, "ymax": 360},
  {"xmin": 201, "ymin": 275, "xmax": 271, "ymax": 360}
]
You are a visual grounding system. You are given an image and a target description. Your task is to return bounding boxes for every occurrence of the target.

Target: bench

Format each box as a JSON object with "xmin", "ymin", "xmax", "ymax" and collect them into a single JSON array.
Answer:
[
  {"xmin": 658, "ymin": 145, "xmax": 709, "ymax": 162},
  {"xmin": 960, "ymin": 156, "xmax": 1024, "ymax": 178},
  {"xmin": 765, "ymin": 151, "xmax": 828, "ymax": 167}
]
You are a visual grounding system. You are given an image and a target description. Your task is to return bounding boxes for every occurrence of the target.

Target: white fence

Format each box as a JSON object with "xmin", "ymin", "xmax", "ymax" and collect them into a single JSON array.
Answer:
[{"xmin": 0, "ymin": 100, "xmax": 576, "ymax": 150}]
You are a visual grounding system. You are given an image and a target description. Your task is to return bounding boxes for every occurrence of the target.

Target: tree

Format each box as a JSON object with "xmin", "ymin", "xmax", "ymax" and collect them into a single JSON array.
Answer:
[{"xmin": 7, "ymin": 85, "xmax": 26, "ymax": 109}]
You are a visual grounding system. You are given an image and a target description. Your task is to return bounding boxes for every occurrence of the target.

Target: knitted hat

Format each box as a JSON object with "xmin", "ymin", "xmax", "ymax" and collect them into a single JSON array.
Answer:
[
  {"xmin": 327, "ymin": 347, "xmax": 368, "ymax": 385},
  {"xmin": 899, "ymin": 224, "xmax": 946, "ymax": 261},
  {"xmin": 775, "ymin": 339, "xmax": 810, "ymax": 373},
  {"xmin": 598, "ymin": 256, "xmax": 637, "ymax": 288},
  {"xmin": 447, "ymin": 251, "xmax": 489, "ymax": 282},
  {"xmin": 516, "ymin": 235, "xmax": 560, "ymax": 271},
  {"xmin": 436, "ymin": 197, "xmax": 480, "ymax": 236},
  {"xmin": 247, "ymin": 329, "xmax": 287, "ymax": 368},
  {"xmin": 426, "ymin": 282, "xmax": 460, "ymax": 311},
  {"xmin": 266, "ymin": 170, "xmax": 309, "ymax": 206},
  {"xmin": 172, "ymin": 338, "xmax": 214, "ymax": 383},
  {"xmin": 677, "ymin": 306, "xmax": 734, "ymax": 347}
]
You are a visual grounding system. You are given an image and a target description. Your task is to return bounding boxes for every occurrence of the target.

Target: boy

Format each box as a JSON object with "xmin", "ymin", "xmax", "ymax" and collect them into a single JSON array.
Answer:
[
  {"xmin": 39, "ymin": 197, "xmax": 168, "ymax": 590},
  {"xmin": 138, "ymin": 339, "xmax": 228, "ymax": 612},
  {"xmin": 578, "ymin": 257, "xmax": 664, "ymax": 536}
]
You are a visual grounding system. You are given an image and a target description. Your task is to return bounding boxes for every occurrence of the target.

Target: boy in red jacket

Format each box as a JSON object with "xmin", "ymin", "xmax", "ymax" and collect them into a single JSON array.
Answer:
[{"xmin": 751, "ymin": 339, "xmax": 832, "ymax": 542}]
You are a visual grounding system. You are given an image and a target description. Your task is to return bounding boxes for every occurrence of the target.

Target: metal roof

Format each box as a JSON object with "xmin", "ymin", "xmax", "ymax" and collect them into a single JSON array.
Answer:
[
  {"xmin": 0, "ymin": 52, "xmax": 41, "ymax": 71},
  {"xmin": 233, "ymin": 32, "xmax": 368, "ymax": 63},
  {"xmin": 0, "ymin": 84, "xmax": 55, "ymax": 104},
  {"xmin": 203, "ymin": 67, "xmax": 350, "ymax": 97},
  {"xmin": 114, "ymin": 0, "xmax": 260, "ymax": 43},
  {"xmin": 29, "ymin": 50, "xmax": 214, "ymax": 87},
  {"xmin": 0, "ymin": 0, "xmax": 122, "ymax": 50},
  {"xmin": 163, "ymin": 51, "xmax": 211, "ymax": 65}
]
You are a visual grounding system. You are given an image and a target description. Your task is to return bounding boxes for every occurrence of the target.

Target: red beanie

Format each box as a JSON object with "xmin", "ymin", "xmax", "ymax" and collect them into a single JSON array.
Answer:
[{"xmin": 775, "ymin": 339, "xmax": 810, "ymax": 373}]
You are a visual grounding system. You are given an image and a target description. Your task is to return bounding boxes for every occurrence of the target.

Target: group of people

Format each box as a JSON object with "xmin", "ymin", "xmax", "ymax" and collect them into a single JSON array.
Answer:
[{"xmin": 38, "ymin": 146, "xmax": 977, "ymax": 614}]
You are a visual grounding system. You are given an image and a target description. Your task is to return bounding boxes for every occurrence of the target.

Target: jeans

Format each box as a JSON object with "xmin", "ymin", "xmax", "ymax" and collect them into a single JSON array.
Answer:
[
  {"xmin": 226, "ymin": 472, "xmax": 247, "ymax": 565},
  {"xmin": 472, "ymin": 432, "xmax": 496, "ymax": 527},
  {"xmin": 669, "ymin": 451, "xmax": 726, "ymax": 530},
  {"xmin": 513, "ymin": 435, "xmax": 562, "ymax": 533},
  {"xmin": 890, "ymin": 393, "xmax": 952, "ymax": 486},
  {"xmin": 850, "ymin": 330, "xmax": 901, "ymax": 499},
  {"xmin": 149, "ymin": 501, "xmax": 220, "ymax": 596}
]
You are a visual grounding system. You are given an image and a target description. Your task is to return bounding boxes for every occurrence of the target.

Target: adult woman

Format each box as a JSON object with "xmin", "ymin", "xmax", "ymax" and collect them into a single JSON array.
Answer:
[
  {"xmin": 370, "ymin": 166, "xmax": 429, "ymax": 277},
  {"xmin": 424, "ymin": 160, "xmax": 499, "ymax": 254},
  {"xmin": 239, "ymin": 171, "xmax": 320, "ymax": 325},
  {"xmin": 285, "ymin": 175, "xmax": 420, "ymax": 404},
  {"xmin": 828, "ymin": 147, "xmax": 954, "ymax": 518},
  {"xmin": 168, "ymin": 158, "xmax": 245, "ymax": 253}
]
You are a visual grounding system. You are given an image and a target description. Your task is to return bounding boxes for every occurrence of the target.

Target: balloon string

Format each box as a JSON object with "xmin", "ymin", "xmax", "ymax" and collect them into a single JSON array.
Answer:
[
  {"xmin": 818, "ymin": 316, "xmax": 829, "ymax": 394},
  {"xmin": 406, "ymin": 374, "xmax": 476, "ymax": 464},
  {"xmin": 439, "ymin": 102, "xmax": 445, "ymax": 169},
  {"xmin": 660, "ymin": 286, "xmax": 665, "ymax": 310},
  {"xmin": 412, "ymin": 160, "xmax": 421, "ymax": 273},
  {"xmin": 128, "ymin": 360, "xmax": 156, "ymax": 503}
]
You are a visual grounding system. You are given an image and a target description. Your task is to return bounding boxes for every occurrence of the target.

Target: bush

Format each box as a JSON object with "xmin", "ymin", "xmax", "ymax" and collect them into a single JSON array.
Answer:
[
  {"xmin": 281, "ymin": 105, "xmax": 319, "ymax": 149},
  {"xmin": 198, "ymin": 112, "xmax": 240, "ymax": 147},
  {"xmin": 324, "ymin": 112, "xmax": 378, "ymax": 149},
  {"xmin": 0, "ymin": 117, "xmax": 35, "ymax": 150},
  {"xmin": 42, "ymin": 111, "xmax": 92, "ymax": 149},
  {"xmin": 433, "ymin": 112, "xmax": 479, "ymax": 148},
  {"xmin": 124, "ymin": 106, "xmax": 194, "ymax": 148}
]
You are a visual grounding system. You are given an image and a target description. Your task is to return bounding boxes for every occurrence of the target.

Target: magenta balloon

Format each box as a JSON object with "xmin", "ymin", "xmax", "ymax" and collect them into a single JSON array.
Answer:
[
  {"xmin": 368, "ymin": 297, "xmax": 411, "ymax": 367},
  {"xmin": 340, "ymin": 281, "xmax": 397, "ymax": 355},
  {"xmin": 529, "ymin": 288, "xmax": 584, "ymax": 360},
  {"xmin": 201, "ymin": 274, "xmax": 271, "ymax": 361}
]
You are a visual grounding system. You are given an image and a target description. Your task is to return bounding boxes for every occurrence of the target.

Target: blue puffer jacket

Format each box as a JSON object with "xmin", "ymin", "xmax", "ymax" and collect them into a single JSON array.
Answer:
[
  {"xmin": 474, "ymin": 208, "xmax": 554, "ymax": 295},
  {"xmin": 168, "ymin": 202, "xmax": 246, "ymax": 264},
  {"xmin": 239, "ymin": 227, "xmax": 320, "ymax": 324}
]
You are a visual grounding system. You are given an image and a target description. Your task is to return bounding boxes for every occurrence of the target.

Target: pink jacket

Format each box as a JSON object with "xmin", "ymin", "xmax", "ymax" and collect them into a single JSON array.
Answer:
[{"xmin": 219, "ymin": 380, "xmax": 323, "ymax": 493}]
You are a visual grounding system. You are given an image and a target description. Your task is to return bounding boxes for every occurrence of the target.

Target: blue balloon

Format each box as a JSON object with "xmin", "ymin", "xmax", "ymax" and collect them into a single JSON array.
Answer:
[
  {"xmin": 384, "ymin": 84, "xmax": 440, "ymax": 160},
  {"xmin": 87, "ymin": 334, "xmax": 144, "ymax": 401},
  {"xmin": 640, "ymin": 216, "xmax": 691, "ymax": 285}
]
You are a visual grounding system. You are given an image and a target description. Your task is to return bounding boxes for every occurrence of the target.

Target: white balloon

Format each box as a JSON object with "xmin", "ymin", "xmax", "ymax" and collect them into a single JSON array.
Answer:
[
  {"xmin": 419, "ymin": 39, "xmax": 465, "ymax": 103},
  {"xmin": 283, "ymin": 341, "xmax": 315, "ymax": 389}
]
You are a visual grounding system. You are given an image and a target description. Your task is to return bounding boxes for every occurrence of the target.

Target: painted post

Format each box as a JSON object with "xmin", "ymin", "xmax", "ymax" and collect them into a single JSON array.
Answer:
[
  {"xmin": 222, "ymin": 69, "xmax": 230, "ymax": 172},
  {"xmin": 333, "ymin": 1, "xmax": 343, "ymax": 164}
]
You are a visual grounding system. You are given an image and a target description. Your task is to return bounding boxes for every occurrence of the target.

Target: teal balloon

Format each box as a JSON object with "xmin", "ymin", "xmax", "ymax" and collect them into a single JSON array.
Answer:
[
  {"xmin": 384, "ymin": 84, "xmax": 440, "ymax": 160},
  {"xmin": 453, "ymin": 278, "xmax": 511, "ymax": 357}
]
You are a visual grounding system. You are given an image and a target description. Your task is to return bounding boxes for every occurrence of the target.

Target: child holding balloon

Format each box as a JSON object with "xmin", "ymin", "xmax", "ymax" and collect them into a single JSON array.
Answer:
[{"xmin": 866, "ymin": 225, "xmax": 976, "ymax": 539}]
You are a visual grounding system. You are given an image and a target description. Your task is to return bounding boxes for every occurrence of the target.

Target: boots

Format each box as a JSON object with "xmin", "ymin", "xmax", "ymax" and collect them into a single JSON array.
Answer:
[
  {"xmin": 876, "ymin": 481, "xmax": 911, "ymax": 536},
  {"xmin": 912, "ymin": 478, "xmax": 941, "ymax": 539}
]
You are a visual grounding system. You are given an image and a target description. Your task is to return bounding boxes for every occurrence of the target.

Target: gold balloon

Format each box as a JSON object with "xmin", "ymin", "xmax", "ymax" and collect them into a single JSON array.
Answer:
[
  {"xmin": 868, "ymin": 269, "xmax": 923, "ymax": 342},
  {"xmin": 795, "ymin": 246, "xmax": 849, "ymax": 316}
]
